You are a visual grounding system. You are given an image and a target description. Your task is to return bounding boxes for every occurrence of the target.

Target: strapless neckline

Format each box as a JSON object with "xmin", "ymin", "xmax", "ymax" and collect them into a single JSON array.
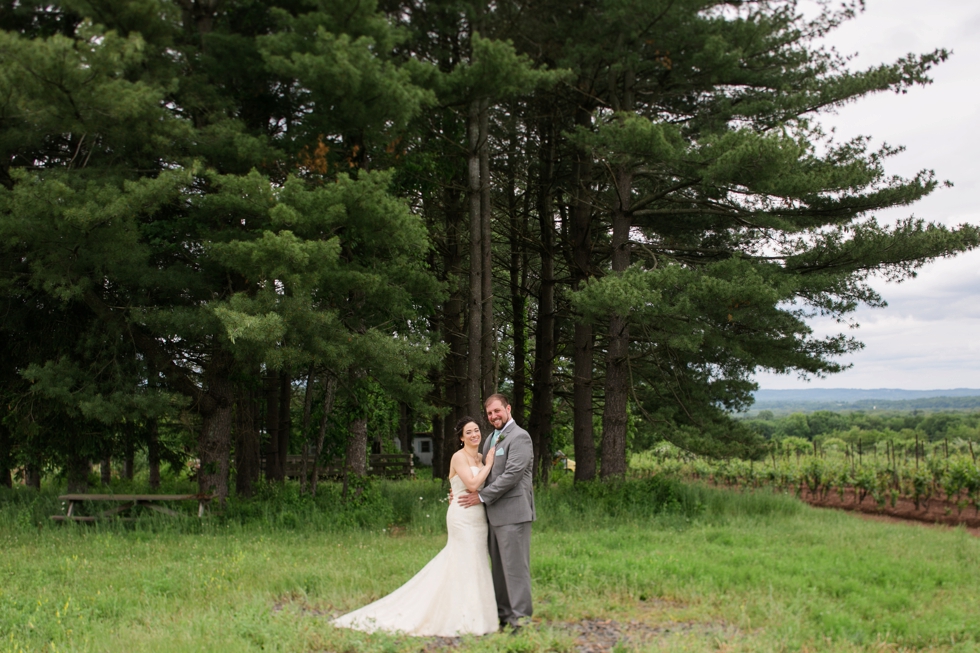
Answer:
[{"xmin": 450, "ymin": 467, "xmax": 484, "ymax": 493}]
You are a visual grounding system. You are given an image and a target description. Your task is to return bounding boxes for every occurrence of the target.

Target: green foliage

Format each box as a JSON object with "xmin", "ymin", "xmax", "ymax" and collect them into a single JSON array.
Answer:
[
  {"xmin": 556, "ymin": 0, "xmax": 978, "ymax": 463},
  {"xmin": 2, "ymin": 0, "xmax": 979, "ymax": 488},
  {"xmin": 743, "ymin": 409, "xmax": 980, "ymax": 444},
  {"xmin": 0, "ymin": 0, "xmax": 444, "ymax": 492},
  {"xmin": 3, "ymin": 477, "xmax": 980, "ymax": 651},
  {"xmin": 633, "ymin": 417, "xmax": 980, "ymax": 515}
]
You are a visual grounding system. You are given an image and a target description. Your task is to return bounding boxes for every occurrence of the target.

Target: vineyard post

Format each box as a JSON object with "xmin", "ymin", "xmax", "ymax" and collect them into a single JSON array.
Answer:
[
  {"xmin": 969, "ymin": 440, "xmax": 977, "ymax": 465},
  {"xmin": 944, "ymin": 438, "xmax": 949, "ymax": 472},
  {"xmin": 858, "ymin": 439, "xmax": 862, "ymax": 467},
  {"xmin": 915, "ymin": 433, "xmax": 919, "ymax": 470}
]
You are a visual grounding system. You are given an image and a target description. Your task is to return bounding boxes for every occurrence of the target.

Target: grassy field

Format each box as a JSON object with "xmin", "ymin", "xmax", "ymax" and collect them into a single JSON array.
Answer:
[{"xmin": 2, "ymin": 474, "xmax": 978, "ymax": 652}]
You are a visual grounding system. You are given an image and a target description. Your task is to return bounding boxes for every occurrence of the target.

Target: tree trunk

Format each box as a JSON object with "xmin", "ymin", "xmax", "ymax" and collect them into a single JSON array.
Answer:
[
  {"xmin": 66, "ymin": 451, "xmax": 89, "ymax": 494},
  {"xmin": 570, "ymin": 105, "xmax": 597, "ymax": 481},
  {"xmin": 0, "ymin": 425, "xmax": 11, "ymax": 488},
  {"xmin": 430, "ymin": 412, "xmax": 442, "ymax": 472},
  {"xmin": 234, "ymin": 383, "xmax": 261, "ymax": 497},
  {"xmin": 528, "ymin": 116, "xmax": 556, "ymax": 482},
  {"xmin": 310, "ymin": 372, "xmax": 338, "ymax": 498},
  {"xmin": 441, "ymin": 402, "xmax": 458, "ymax": 478},
  {"xmin": 147, "ymin": 419, "xmax": 161, "ymax": 490},
  {"xmin": 429, "ymin": 291, "xmax": 452, "ymax": 482},
  {"xmin": 437, "ymin": 178, "xmax": 466, "ymax": 480},
  {"xmin": 199, "ymin": 402, "xmax": 233, "ymax": 502},
  {"xmin": 479, "ymin": 97, "xmax": 495, "ymax": 400},
  {"xmin": 430, "ymin": 369, "xmax": 447, "ymax": 480},
  {"xmin": 600, "ymin": 169, "xmax": 633, "ymax": 479},
  {"xmin": 466, "ymin": 97, "xmax": 483, "ymax": 418},
  {"xmin": 25, "ymin": 461, "xmax": 41, "ymax": 490},
  {"xmin": 264, "ymin": 369, "xmax": 282, "ymax": 481},
  {"xmin": 441, "ymin": 302, "xmax": 465, "ymax": 479},
  {"xmin": 198, "ymin": 362, "xmax": 234, "ymax": 503},
  {"xmin": 397, "ymin": 401, "xmax": 414, "ymax": 453},
  {"xmin": 299, "ymin": 365, "xmax": 316, "ymax": 494},
  {"xmin": 601, "ymin": 72, "xmax": 635, "ymax": 480},
  {"xmin": 123, "ymin": 439, "xmax": 135, "ymax": 481},
  {"xmin": 278, "ymin": 369, "xmax": 292, "ymax": 469},
  {"xmin": 347, "ymin": 417, "xmax": 368, "ymax": 477},
  {"xmin": 507, "ymin": 122, "xmax": 528, "ymax": 429},
  {"xmin": 100, "ymin": 455, "xmax": 112, "ymax": 486}
]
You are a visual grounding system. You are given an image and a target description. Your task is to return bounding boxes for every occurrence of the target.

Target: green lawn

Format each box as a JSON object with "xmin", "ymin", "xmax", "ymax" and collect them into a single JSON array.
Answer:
[{"xmin": 1, "ymin": 476, "xmax": 977, "ymax": 652}]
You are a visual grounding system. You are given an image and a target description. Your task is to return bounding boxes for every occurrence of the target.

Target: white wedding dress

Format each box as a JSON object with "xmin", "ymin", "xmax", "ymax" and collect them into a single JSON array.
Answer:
[{"xmin": 332, "ymin": 468, "xmax": 498, "ymax": 637}]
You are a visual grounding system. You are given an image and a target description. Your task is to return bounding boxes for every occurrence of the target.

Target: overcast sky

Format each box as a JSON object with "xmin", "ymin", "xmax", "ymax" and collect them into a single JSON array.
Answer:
[{"xmin": 753, "ymin": 0, "xmax": 980, "ymax": 391}]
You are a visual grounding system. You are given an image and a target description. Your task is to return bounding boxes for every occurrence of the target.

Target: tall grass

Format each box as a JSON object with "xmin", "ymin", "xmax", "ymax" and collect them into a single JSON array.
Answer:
[
  {"xmin": 1, "ymin": 470, "xmax": 803, "ymax": 536},
  {"xmin": 2, "ymin": 474, "xmax": 977, "ymax": 652}
]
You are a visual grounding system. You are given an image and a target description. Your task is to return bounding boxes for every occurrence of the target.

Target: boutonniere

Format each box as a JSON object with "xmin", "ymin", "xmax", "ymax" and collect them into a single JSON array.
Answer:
[{"xmin": 493, "ymin": 432, "xmax": 507, "ymax": 456}]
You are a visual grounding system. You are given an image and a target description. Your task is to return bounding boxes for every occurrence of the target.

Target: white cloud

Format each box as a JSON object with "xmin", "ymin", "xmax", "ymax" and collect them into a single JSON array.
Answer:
[{"xmin": 755, "ymin": 0, "xmax": 980, "ymax": 390}]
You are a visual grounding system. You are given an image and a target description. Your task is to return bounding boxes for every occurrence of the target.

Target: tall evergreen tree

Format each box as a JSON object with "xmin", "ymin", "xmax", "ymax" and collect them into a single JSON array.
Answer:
[
  {"xmin": 558, "ymin": 0, "xmax": 979, "ymax": 473},
  {"xmin": 3, "ymin": 0, "xmax": 977, "ymax": 492},
  {"xmin": 0, "ymin": 0, "xmax": 442, "ymax": 499}
]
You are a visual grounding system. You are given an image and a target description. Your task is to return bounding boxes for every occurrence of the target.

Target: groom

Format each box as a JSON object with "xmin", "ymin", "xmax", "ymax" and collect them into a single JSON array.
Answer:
[{"xmin": 458, "ymin": 393, "xmax": 536, "ymax": 629}]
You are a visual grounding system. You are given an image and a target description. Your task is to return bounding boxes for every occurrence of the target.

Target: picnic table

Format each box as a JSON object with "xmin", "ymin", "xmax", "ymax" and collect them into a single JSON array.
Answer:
[{"xmin": 50, "ymin": 494, "xmax": 212, "ymax": 522}]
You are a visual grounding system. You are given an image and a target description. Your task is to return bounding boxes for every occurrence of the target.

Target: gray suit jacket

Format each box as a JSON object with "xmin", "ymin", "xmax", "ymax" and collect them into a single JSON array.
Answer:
[{"xmin": 479, "ymin": 420, "xmax": 536, "ymax": 526}]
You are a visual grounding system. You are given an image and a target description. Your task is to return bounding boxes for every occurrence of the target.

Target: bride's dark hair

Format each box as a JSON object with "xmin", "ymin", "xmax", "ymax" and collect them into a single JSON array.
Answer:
[{"xmin": 454, "ymin": 416, "xmax": 479, "ymax": 449}]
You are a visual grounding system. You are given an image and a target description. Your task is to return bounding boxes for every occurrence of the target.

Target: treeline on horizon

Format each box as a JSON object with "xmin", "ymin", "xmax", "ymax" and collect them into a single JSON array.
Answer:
[
  {"xmin": 748, "ymin": 396, "xmax": 980, "ymax": 415},
  {"xmin": 2, "ymin": 0, "xmax": 979, "ymax": 500},
  {"xmin": 741, "ymin": 409, "xmax": 980, "ymax": 447}
]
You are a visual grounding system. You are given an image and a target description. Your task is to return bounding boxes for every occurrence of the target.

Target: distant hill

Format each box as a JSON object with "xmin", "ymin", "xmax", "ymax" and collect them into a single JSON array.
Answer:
[
  {"xmin": 747, "ymin": 388, "xmax": 980, "ymax": 414},
  {"xmin": 753, "ymin": 388, "xmax": 980, "ymax": 402}
]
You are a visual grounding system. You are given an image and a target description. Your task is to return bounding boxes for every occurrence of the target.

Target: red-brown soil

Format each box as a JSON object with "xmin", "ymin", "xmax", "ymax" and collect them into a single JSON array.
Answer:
[
  {"xmin": 704, "ymin": 478, "xmax": 980, "ymax": 535},
  {"xmin": 795, "ymin": 486, "xmax": 980, "ymax": 535}
]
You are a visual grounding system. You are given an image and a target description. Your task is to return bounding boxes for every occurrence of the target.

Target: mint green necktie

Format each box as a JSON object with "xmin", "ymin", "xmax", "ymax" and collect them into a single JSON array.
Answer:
[{"xmin": 489, "ymin": 430, "xmax": 500, "ymax": 449}]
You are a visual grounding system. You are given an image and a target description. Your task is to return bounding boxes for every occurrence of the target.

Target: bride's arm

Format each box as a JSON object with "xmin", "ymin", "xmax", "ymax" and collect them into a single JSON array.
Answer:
[{"xmin": 453, "ymin": 447, "xmax": 495, "ymax": 493}]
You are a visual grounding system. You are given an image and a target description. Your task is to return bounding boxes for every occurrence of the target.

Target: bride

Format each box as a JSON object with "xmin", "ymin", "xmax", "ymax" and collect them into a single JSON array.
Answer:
[{"xmin": 332, "ymin": 416, "xmax": 499, "ymax": 637}]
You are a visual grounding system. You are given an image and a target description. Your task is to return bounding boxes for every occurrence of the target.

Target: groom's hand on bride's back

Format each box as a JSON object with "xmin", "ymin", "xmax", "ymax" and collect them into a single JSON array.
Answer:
[{"xmin": 457, "ymin": 491, "xmax": 482, "ymax": 508}]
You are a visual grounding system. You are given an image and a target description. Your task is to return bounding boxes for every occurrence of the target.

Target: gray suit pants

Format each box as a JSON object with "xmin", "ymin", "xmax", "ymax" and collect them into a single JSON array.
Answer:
[{"xmin": 488, "ymin": 521, "xmax": 532, "ymax": 625}]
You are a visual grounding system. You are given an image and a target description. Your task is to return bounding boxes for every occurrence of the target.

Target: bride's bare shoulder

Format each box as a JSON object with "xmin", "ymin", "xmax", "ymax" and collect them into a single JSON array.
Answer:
[{"xmin": 448, "ymin": 449, "xmax": 464, "ymax": 477}]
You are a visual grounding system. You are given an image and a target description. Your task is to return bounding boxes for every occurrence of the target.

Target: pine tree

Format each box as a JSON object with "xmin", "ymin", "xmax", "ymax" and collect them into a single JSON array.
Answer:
[
  {"xmin": 0, "ymin": 0, "xmax": 442, "ymax": 499},
  {"xmin": 557, "ymin": 0, "xmax": 980, "ymax": 473}
]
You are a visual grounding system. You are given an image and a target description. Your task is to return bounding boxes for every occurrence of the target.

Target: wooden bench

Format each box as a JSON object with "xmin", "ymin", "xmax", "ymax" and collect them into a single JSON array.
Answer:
[{"xmin": 51, "ymin": 494, "xmax": 212, "ymax": 522}]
